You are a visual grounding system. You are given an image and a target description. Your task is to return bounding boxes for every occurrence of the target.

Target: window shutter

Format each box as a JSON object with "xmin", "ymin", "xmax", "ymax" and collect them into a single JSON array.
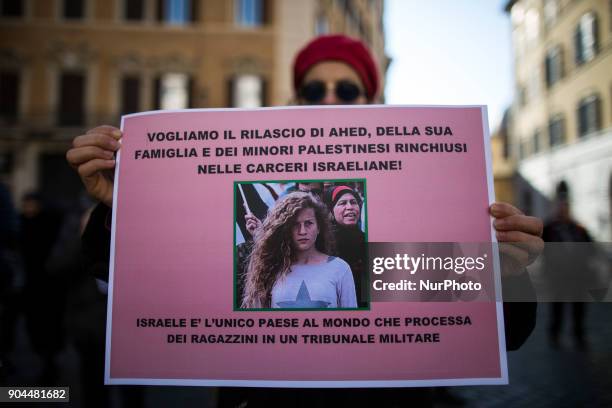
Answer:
[
  {"xmin": 0, "ymin": 71, "xmax": 19, "ymax": 124},
  {"xmin": 578, "ymin": 101, "xmax": 587, "ymax": 136},
  {"xmin": 64, "ymin": 0, "xmax": 85, "ymax": 19},
  {"xmin": 574, "ymin": 25, "xmax": 583, "ymax": 65},
  {"xmin": 191, "ymin": 0, "xmax": 198, "ymax": 23},
  {"xmin": 545, "ymin": 54, "xmax": 552, "ymax": 87},
  {"xmin": 558, "ymin": 46, "xmax": 564, "ymax": 78},
  {"xmin": 125, "ymin": 0, "xmax": 145, "ymax": 20},
  {"xmin": 560, "ymin": 117, "xmax": 565, "ymax": 144},
  {"xmin": 548, "ymin": 120, "xmax": 553, "ymax": 146},
  {"xmin": 1, "ymin": 0, "xmax": 24, "ymax": 17},
  {"xmin": 263, "ymin": 0, "xmax": 271, "ymax": 25},
  {"xmin": 156, "ymin": 0, "xmax": 164, "ymax": 22},
  {"xmin": 153, "ymin": 76, "xmax": 161, "ymax": 109},
  {"xmin": 187, "ymin": 75, "xmax": 195, "ymax": 108},
  {"xmin": 594, "ymin": 96, "xmax": 602, "ymax": 131},
  {"xmin": 261, "ymin": 77, "xmax": 268, "ymax": 107},
  {"xmin": 592, "ymin": 13, "xmax": 599, "ymax": 54},
  {"xmin": 227, "ymin": 76, "xmax": 236, "ymax": 107},
  {"xmin": 121, "ymin": 76, "xmax": 141, "ymax": 115},
  {"xmin": 58, "ymin": 72, "xmax": 85, "ymax": 126},
  {"xmin": 549, "ymin": 116, "xmax": 565, "ymax": 146}
]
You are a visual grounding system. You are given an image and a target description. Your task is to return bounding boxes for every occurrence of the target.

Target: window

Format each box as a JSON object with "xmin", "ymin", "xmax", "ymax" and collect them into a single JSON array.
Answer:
[
  {"xmin": 58, "ymin": 71, "xmax": 85, "ymax": 126},
  {"xmin": 577, "ymin": 94, "xmax": 601, "ymax": 137},
  {"xmin": 228, "ymin": 75, "xmax": 264, "ymax": 108},
  {"xmin": 575, "ymin": 12, "xmax": 598, "ymax": 65},
  {"xmin": 548, "ymin": 115, "xmax": 565, "ymax": 147},
  {"xmin": 1, "ymin": 0, "xmax": 24, "ymax": 17},
  {"xmin": 545, "ymin": 45, "xmax": 563, "ymax": 88},
  {"xmin": 156, "ymin": 0, "xmax": 194, "ymax": 25},
  {"xmin": 0, "ymin": 70, "xmax": 19, "ymax": 125},
  {"xmin": 154, "ymin": 73, "xmax": 191, "ymax": 110},
  {"xmin": 63, "ymin": 0, "xmax": 84, "ymax": 19},
  {"xmin": 235, "ymin": 0, "xmax": 264, "ymax": 27},
  {"xmin": 120, "ymin": 75, "xmax": 141, "ymax": 115},
  {"xmin": 124, "ymin": 0, "xmax": 145, "ymax": 21}
]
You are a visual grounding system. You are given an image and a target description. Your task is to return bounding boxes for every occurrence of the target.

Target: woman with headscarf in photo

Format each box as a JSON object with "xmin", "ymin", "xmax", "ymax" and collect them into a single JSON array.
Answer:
[
  {"xmin": 242, "ymin": 192, "xmax": 356, "ymax": 309},
  {"xmin": 325, "ymin": 184, "xmax": 367, "ymax": 307}
]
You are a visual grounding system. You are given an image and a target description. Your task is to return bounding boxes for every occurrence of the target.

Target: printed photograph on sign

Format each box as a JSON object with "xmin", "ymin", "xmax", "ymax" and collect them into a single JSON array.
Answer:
[{"xmin": 234, "ymin": 180, "xmax": 369, "ymax": 310}]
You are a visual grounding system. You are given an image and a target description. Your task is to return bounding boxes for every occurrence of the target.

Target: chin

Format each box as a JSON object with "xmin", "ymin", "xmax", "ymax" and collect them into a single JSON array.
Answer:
[{"xmin": 295, "ymin": 242, "xmax": 313, "ymax": 251}]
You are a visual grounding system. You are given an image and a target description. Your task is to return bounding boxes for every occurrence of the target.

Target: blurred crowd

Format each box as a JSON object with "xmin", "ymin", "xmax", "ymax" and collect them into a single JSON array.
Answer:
[{"xmin": 0, "ymin": 181, "xmax": 144, "ymax": 407}]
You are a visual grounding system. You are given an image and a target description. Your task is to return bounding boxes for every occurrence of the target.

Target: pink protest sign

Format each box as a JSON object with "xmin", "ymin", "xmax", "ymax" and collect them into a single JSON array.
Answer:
[{"xmin": 107, "ymin": 105, "xmax": 507, "ymax": 387}]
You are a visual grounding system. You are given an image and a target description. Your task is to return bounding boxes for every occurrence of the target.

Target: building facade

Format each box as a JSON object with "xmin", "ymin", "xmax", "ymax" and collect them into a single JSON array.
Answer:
[
  {"xmin": 0, "ymin": 0, "xmax": 386, "ymax": 206},
  {"xmin": 491, "ymin": 109, "xmax": 516, "ymax": 205},
  {"xmin": 505, "ymin": 0, "xmax": 612, "ymax": 240}
]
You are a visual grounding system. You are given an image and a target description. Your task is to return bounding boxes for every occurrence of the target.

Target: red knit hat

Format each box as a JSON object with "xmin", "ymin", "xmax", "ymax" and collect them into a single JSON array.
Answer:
[{"xmin": 293, "ymin": 34, "xmax": 379, "ymax": 101}]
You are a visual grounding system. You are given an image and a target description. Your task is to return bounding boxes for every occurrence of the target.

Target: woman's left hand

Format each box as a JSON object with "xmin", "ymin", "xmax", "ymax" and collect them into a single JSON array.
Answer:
[{"xmin": 490, "ymin": 202, "xmax": 544, "ymax": 276}]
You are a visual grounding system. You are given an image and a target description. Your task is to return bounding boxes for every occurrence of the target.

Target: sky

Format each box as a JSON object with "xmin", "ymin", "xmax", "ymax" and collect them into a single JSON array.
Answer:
[{"xmin": 384, "ymin": 0, "xmax": 514, "ymax": 131}]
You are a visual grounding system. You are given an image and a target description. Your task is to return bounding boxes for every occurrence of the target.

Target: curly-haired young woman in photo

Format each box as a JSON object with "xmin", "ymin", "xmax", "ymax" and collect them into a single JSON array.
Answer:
[{"xmin": 242, "ymin": 192, "xmax": 357, "ymax": 309}]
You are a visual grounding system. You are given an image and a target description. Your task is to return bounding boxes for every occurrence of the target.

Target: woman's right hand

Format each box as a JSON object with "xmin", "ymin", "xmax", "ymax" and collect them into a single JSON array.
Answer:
[{"xmin": 66, "ymin": 125, "xmax": 122, "ymax": 207}]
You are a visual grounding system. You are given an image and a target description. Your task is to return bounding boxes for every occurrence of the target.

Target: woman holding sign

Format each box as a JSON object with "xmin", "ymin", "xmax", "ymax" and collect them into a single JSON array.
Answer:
[
  {"xmin": 67, "ymin": 33, "xmax": 543, "ymax": 407},
  {"xmin": 242, "ymin": 192, "xmax": 357, "ymax": 309}
]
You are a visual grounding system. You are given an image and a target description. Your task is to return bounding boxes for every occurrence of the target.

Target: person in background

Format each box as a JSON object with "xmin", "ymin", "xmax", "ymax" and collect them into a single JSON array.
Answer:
[
  {"xmin": 19, "ymin": 192, "xmax": 65, "ymax": 385},
  {"xmin": 66, "ymin": 34, "xmax": 543, "ymax": 407},
  {"xmin": 0, "ymin": 181, "xmax": 20, "ymax": 381},
  {"xmin": 543, "ymin": 182, "xmax": 594, "ymax": 349}
]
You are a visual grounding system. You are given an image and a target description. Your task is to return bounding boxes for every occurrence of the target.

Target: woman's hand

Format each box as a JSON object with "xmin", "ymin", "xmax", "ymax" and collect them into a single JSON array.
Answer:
[
  {"xmin": 66, "ymin": 125, "xmax": 122, "ymax": 207},
  {"xmin": 490, "ymin": 202, "xmax": 544, "ymax": 276}
]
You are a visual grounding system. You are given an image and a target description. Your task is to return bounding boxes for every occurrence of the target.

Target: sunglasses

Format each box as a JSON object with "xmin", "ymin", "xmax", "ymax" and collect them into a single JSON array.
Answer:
[{"xmin": 299, "ymin": 80, "xmax": 364, "ymax": 104}]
